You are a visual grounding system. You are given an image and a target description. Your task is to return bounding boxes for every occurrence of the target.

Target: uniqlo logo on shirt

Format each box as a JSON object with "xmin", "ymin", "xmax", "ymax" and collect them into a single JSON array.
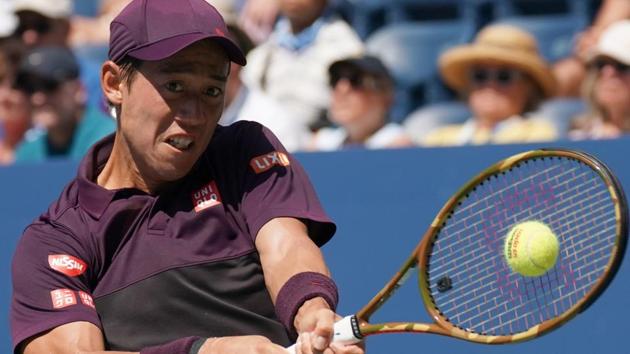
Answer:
[
  {"xmin": 250, "ymin": 151, "xmax": 290, "ymax": 174},
  {"xmin": 50, "ymin": 289, "xmax": 77, "ymax": 309},
  {"xmin": 78, "ymin": 291, "xmax": 95, "ymax": 309},
  {"xmin": 191, "ymin": 180, "xmax": 222, "ymax": 212},
  {"xmin": 48, "ymin": 254, "xmax": 87, "ymax": 277}
]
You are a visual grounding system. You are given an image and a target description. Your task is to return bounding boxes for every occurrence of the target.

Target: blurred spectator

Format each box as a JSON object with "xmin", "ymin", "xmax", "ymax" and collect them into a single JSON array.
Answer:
[
  {"xmin": 239, "ymin": 0, "xmax": 364, "ymax": 150},
  {"xmin": 69, "ymin": 0, "xmax": 275, "ymax": 47},
  {"xmin": 236, "ymin": 0, "xmax": 280, "ymax": 44},
  {"xmin": 553, "ymin": 0, "xmax": 630, "ymax": 97},
  {"xmin": 220, "ymin": 23, "xmax": 255, "ymax": 125},
  {"xmin": 419, "ymin": 24, "xmax": 558, "ymax": 146},
  {"xmin": 12, "ymin": 0, "xmax": 72, "ymax": 47},
  {"xmin": 12, "ymin": 46, "xmax": 115, "ymax": 163},
  {"xmin": 69, "ymin": 0, "xmax": 130, "ymax": 47},
  {"xmin": 212, "ymin": 1, "xmax": 257, "ymax": 126},
  {"xmin": 569, "ymin": 20, "xmax": 630, "ymax": 140},
  {"xmin": 0, "ymin": 1, "xmax": 18, "ymax": 41},
  {"xmin": 0, "ymin": 43, "xmax": 30, "ymax": 165},
  {"xmin": 309, "ymin": 55, "xmax": 412, "ymax": 150},
  {"xmin": 13, "ymin": 0, "xmax": 106, "ymax": 110}
]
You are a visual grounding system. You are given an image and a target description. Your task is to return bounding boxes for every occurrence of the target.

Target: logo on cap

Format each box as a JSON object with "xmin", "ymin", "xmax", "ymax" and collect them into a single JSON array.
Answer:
[
  {"xmin": 192, "ymin": 180, "xmax": 223, "ymax": 212},
  {"xmin": 48, "ymin": 255, "xmax": 87, "ymax": 277}
]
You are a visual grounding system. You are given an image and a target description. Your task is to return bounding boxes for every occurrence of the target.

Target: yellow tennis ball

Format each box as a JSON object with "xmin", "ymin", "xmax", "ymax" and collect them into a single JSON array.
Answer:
[{"xmin": 504, "ymin": 221, "xmax": 559, "ymax": 277}]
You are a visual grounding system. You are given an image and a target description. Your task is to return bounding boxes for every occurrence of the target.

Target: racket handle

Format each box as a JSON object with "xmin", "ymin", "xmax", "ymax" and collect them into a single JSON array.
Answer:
[{"xmin": 285, "ymin": 315, "xmax": 362, "ymax": 353}]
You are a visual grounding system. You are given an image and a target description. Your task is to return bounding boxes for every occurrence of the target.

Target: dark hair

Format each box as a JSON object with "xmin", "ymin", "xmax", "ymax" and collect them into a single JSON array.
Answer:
[
  {"xmin": 118, "ymin": 56, "xmax": 143, "ymax": 89},
  {"xmin": 106, "ymin": 56, "xmax": 142, "ymax": 113}
]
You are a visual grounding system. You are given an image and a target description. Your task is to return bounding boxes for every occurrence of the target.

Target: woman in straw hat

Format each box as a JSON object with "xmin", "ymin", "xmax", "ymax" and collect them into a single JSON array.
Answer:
[
  {"xmin": 569, "ymin": 20, "xmax": 630, "ymax": 140},
  {"xmin": 421, "ymin": 24, "xmax": 558, "ymax": 146}
]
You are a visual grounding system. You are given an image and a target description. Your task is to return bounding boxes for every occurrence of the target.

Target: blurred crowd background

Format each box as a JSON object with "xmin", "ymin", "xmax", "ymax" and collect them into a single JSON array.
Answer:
[{"xmin": 0, "ymin": 0, "xmax": 629, "ymax": 165}]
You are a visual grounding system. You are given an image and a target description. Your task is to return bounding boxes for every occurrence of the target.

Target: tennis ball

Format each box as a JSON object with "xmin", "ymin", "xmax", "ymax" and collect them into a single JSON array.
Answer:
[{"xmin": 504, "ymin": 221, "xmax": 559, "ymax": 277}]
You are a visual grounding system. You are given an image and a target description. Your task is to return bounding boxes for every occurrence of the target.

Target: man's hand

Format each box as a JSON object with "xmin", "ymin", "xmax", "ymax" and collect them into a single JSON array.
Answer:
[
  {"xmin": 199, "ymin": 335, "xmax": 288, "ymax": 354},
  {"xmin": 292, "ymin": 298, "xmax": 365, "ymax": 354}
]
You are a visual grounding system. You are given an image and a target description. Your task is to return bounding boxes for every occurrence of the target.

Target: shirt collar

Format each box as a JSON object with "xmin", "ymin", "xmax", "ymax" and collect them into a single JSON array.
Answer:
[
  {"xmin": 76, "ymin": 132, "xmax": 212, "ymax": 219},
  {"xmin": 76, "ymin": 133, "xmax": 118, "ymax": 219}
]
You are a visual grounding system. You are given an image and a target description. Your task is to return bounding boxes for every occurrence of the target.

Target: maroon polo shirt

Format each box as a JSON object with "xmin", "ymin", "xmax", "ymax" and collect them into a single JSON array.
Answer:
[{"xmin": 10, "ymin": 121, "xmax": 335, "ymax": 352}]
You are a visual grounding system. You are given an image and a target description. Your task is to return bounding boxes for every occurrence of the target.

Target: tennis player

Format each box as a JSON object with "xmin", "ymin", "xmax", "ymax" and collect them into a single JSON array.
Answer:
[{"xmin": 10, "ymin": 1, "xmax": 364, "ymax": 353}]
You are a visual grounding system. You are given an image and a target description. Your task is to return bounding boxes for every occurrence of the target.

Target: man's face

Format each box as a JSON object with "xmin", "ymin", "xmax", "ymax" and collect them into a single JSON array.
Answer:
[
  {"xmin": 329, "ymin": 70, "xmax": 392, "ymax": 127},
  {"xmin": 593, "ymin": 58, "xmax": 630, "ymax": 110},
  {"xmin": 116, "ymin": 40, "xmax": 230, "ymax": 184},
  {"xmin": 467, "ymin": 64, "xmax": 531, "ymax": 123},
  {"xmin": 27, "ymin": 80, "xmax": 84, "ymax": 131},
  {"xmin": 16, "ymin": 11, "xmax": 69, "ymax": 47},
  {"xmin": 278, "ymin": 0, "xmax": 327, "ymax": 24}
]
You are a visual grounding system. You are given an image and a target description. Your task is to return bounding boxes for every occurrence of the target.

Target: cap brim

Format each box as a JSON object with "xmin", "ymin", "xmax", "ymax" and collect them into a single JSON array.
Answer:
[
  {"xmin": 329, "ymin": 57, "xmax": 391, "ymax": 80},
  {"xmin": 588, "ymin": 49, "xmax": 630, "ymax": 66},
  {"xmin": 127, "ymin": 32, "xmax": 246, "ymax": 66}
]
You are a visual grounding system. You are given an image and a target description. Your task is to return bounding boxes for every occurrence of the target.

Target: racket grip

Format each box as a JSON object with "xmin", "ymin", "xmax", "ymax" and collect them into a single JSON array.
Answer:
[{"xmin": 285, "ymin": 315, "xmax": 362, "ymax": 353}]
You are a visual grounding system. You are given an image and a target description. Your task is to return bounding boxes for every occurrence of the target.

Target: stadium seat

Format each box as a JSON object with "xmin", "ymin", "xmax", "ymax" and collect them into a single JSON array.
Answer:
[
  {"xmin": 73, "ymin": 0, "xmax": 100, "ymax": 17},
  {"xmin": 488, "ymin": 0, "xmax": 594, "ymax": 63},
  {"xmin": 492, "ymin": 0, "xmax": 591, "ymax": 19},
  {"xmin": 535, "ymin": 98, "xmax": 587, "ymax": 138},
  {"xmin": 386, "ymin": 0, "xmax": 479, "ymax": 25},
  {"xmin": 366, "ymin": 21, "xmax": 474, "ymax": 122},
  {"xmin": 494, "ymin": 15, "xmax": 587, "ymax": 63},
  {"xmin": 333, "ymin": 0, "xmax": 387, "ymax": 39},
  {"xmin": 403, "ymin": 101, "xmax": 471, "ymax": 144},
  {"xmin": 335, "ymin": 0, "xmax": 488, "ymax": 40}
]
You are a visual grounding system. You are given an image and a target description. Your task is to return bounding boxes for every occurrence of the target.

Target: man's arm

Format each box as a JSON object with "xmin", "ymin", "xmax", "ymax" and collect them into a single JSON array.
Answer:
[
  {"xmin": 256, "ymin": 217, "xmax": 364, "ymax": 353},
  {"xmin": 21, "ymin": 321, "xmax": 128, "ymax": 354},
  {"xmin": 256, "ymin": 217, "xmax": 332, "ymax": 300},
  {"xmin": 21, "ymin": 321, "xmax": 289, "ymax": 354}
]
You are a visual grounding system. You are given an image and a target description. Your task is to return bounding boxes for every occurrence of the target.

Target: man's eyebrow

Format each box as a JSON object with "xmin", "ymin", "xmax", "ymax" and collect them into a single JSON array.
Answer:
[{"xmin": 157, "ymin": 62, "xmax": 228, "ymax": 82}]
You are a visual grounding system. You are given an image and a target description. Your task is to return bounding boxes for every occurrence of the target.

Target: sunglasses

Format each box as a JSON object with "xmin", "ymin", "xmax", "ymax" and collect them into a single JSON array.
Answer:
[
  {"xmin": 330, "ymin": 70, "xmax": 389, "ymax": 91},
  {"xmin": 592, "ymin": 59, "xmax": 630, "ymax": 75},
  {"xmin": 469, "ymin": 68, "xmax": 523, "ymax": 87},
  {"xmin": 14, "ymin": 74, "xmax": 60, "ymax": 95}
]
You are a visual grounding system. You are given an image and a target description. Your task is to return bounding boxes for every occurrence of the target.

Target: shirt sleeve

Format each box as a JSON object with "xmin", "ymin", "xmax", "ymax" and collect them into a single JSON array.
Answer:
[
  {"xmin": 11, "ymin": 221, "xmax": 101, "ymax": 351},
  {"xmin": 237, "ymin": 122, "xmax": 336, "ymax": 246}
]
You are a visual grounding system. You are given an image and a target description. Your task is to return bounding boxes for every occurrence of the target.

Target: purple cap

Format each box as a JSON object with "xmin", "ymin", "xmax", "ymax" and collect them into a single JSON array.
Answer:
[{"xmin": 108, "ymin": 0, "xmax": 246, "ymax": 65}]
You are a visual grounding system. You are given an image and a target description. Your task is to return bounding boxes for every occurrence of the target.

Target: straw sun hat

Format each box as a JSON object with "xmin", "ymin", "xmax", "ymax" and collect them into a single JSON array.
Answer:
[{"xmin": 439, "ymin": 24, "xmax": 556, "ymax": 98}]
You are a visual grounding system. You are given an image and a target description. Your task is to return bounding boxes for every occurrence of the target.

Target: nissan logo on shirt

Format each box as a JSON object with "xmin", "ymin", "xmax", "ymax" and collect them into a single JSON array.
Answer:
[{"xmin": 48, "ymin": 255, "xmax": 87, "ymax": 277}]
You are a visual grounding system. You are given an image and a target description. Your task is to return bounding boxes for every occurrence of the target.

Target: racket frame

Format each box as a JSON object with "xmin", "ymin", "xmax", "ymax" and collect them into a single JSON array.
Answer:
[{"xmin": 352, "ymin": 149, "xmax": 628, "ymax": 344}]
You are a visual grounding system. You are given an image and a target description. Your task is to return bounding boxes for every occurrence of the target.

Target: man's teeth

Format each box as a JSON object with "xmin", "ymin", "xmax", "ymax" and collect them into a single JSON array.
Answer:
[{"xmin": 167, "ymin": 137, "xmax": 193, "ymax": 150}]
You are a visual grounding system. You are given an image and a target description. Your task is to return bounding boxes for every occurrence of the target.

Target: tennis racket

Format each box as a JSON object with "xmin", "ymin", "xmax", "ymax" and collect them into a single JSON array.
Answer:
[{"xmin": 287, "ymin": 148, "xmax": 627, "ymax": 352}]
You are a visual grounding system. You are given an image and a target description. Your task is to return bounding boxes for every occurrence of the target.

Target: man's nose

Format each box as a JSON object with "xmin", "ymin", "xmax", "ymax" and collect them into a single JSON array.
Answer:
[{"xmin": 176, "ymin": 97, "xmax": 207, "ymax": 124}]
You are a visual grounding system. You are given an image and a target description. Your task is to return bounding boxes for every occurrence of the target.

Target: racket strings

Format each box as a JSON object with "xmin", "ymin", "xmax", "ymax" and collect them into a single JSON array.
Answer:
[
  {"xmin": 450, "ymin": 229, "xmax": 615, "ymax": 332},
  {"xmin": 434, "ymin": 214, "xmax": 615, "ymax": 312},
  {"xmin": 429, "ymin": 186, "xmax": 612, "ymax": 277},
  {"xmin": 435, "ymin": 162, "xmax": 584, "ymax": 239},
  {"xmin": 425, "ymin": 157, "xmax": 619, "ymax": 336}
]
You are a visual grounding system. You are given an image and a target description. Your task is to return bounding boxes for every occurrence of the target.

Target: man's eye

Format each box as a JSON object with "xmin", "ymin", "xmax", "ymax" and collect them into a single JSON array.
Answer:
[
  {"xmin": 165, "ymin": 82, "xmax": 183, "ymax": 92},
  {"xmin": 205, "ymin": 87, "xmax": 222, "ymax": 97}
]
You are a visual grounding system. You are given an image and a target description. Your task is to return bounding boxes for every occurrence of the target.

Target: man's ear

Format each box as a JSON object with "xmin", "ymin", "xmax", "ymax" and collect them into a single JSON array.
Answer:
[{"xmin": 101, "ymin": 60, "xmax": 124, "ymax": 105}]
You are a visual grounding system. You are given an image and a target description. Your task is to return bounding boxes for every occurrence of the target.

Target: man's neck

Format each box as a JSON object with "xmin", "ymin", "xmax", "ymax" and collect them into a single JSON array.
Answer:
[{"xmin": 97, "ymin": 133, "xmax": 152, "ymax": 193}]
